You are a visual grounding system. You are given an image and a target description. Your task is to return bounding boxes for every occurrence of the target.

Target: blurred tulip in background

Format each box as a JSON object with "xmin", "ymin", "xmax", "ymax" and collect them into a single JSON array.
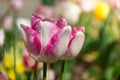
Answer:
[
  {"xmin": 10, "ymin": 0, "xmax": 25, "ymax": 11},
  {"xmin": 56, "ymin": 0, "xmax": 81, "ymax": 24}
]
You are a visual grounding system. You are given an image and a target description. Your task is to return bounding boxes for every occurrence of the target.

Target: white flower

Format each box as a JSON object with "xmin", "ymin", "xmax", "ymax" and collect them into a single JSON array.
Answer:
[
  {"xmin": 78, "ymin": 0, "xmax": 96, "ymax": 13},
  {"xmin": 57, "ymin": 1, "xmax": 81, "ymax": 24}
]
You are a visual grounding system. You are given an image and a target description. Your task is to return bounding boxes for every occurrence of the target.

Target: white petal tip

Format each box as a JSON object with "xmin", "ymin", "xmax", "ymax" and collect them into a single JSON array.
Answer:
[
  {"xmin": 76, "ymin": 31, "xmax": 84, "ymax": 37},
  {"xmin": 63, "ymin": 26, "xmax": 72, "ymax": 32}
]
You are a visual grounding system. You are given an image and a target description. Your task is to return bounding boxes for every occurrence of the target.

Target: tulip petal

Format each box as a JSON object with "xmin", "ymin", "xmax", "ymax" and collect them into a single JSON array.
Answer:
[
  {"xmin": 56, "ymin": 18, "xmax": 67, "ymax": 29},
  {"xmin": 68, "ymin": 31, "xmax": 85, "ymax": 59},
  {"xmin": 45, "ymin": 31, "xmax": 60, "ymax": 57},
  {"xmin": 21, "ymin": 24, "xmax": 42, "ymax": 60},
  {"xmin": 31, "ymin": 15, "xmax": 43, "ymax": 31},
  {"xmin": 31, "ymin": 15, "xmax": 42, "ymax": 26},
  {"xmin": 38, "ymin": 21, "xmax": 59, "ymax": 47},
  {"xmin": 19, "ymin": 24, "xmax": 30, "ymax": 42},
  {"xmin": 45, "ymin": 26, "xmax": 71, "ymax": 62},
  {"xmin": 54, "ymin": 26, "xmax": 71, "ymax": 57},
  {"xmin": 72, "ymin": 26, "xmax": 85, "ymax": 36}
]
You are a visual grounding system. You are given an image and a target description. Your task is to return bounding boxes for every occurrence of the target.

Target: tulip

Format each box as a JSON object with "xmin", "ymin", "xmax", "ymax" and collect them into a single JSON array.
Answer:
[
  {"xmin": 0, "ymin": 29, "xmax": 5, "ymax": 46},
  {"xmin": 23, "ymin": 49, "xmax": 37, "ymax": 71},
  {"xmin": 56, "ymin": 1, "xmax": 81, "ymax": 24},
  {"xmin": 0, "ymin": 71, "xmax": 9, "ymax": 80},
  {"xmin": 62, "ymin": 26, "xmax": 85, "ymax": 60},
  {"xmin": 10, "ymin": 0, "xmax": 25, "ymax": 11},
  {"xmin": 20, "ymin": 15, "xmax": 71, "ymax": 63},
  {"xmin": 94, "ymin": 2, "xmax": 110, "ymax": 20},
  {"xmin": 34, "ymin": 5, "xmax": 57, "ymax": 19}
]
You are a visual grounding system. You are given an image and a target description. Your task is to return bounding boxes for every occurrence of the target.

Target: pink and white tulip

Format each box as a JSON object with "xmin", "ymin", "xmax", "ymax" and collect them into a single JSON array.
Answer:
[
  {"xmin": 23, "ymin": 49, "xmax": 37, "ymax": 71},
  {"xmin": 0, "ymin": 71, "xmax": 9, "ymax": 80},
  {"xmin": 62, "ymin": 26, "xmax": 85, "ymax": 60},
  {"xmin": 20, "ymin": 15, "xmax": 71, "ymax": 63},
  {"xmin": 10, "ymin": 0, "xmax": 25, "ymax": 11}
]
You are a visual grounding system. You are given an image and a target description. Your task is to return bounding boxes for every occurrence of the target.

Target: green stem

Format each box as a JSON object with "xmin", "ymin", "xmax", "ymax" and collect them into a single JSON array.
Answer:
[
  {"xmin": 43, "ymin": 63, "xmax": 47, "ymax": 80},
  {"xmin": 13, "ymin": 34, "xmax": 17, "ymax": 79},
  {"xmin": 34, "ymin": 61, "xmax": 38, "ymax": 80},
  {"xmin": 60, "ymin": 60, "xmax": 65, "ymax": 80}
]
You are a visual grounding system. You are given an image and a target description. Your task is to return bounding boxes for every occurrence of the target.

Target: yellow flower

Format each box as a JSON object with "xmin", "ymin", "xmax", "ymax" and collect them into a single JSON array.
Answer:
[
  {"xmin": 8, "ymin": 70, "xmax": 16, "ymax": 80},
  {"xmin": 4, "ymin": 54, "xmax": 13, "ymax": 68},
  {"xmin": 16, "ymin": 61, "xmax": 25, "ymax": 74},
  {"xmin": 94, "ymin": 2, "xmax": 110, "ymax": 20}
]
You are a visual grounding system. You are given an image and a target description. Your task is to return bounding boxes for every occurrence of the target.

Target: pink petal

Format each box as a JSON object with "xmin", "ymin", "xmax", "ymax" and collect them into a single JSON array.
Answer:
[
  {"xmin": 45, "ymin": 26, "xmax": 71, "ymax": 62},
  {"xmin": 23, "ymin": 49, "xmax": 36, "ymax": 71},
  {"xmin": 54, "ymin": 26, "xmax": 71, "ymax": 57},
  {"xmin": 72, "ymin": 26, "xmax": 84, "ymax": 34},
  {"xmin": 31, "ymin": 15, "xmax": 42, "ymax": 29},
  {"xmin": 56, "ymin": 18, "xmax": 67, "ymax": 29},
  {"xmin": 21, "ymin": 24, "xmax": 34, "ymax": 35},
  {"xmin": 37, "ymin": 21, "xmax": 59, "ymax": 47},
  {"xmin": 65, "ymin": 31, "xmax": 85, "ymax": 60},
  {"xmin": 45, "ymin": 30, "xmax": 60, "ymax": 57},
  {"xmin": 31, "ymin": 15, "xmax": 55, "ymax": 31},
  {"xmin": 71, "ymin": 26, "xmax": 85, "ymax": 38},
  {"xmin": 21, "ymin": 24, "xmax": 42, "ymax": 60}
]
